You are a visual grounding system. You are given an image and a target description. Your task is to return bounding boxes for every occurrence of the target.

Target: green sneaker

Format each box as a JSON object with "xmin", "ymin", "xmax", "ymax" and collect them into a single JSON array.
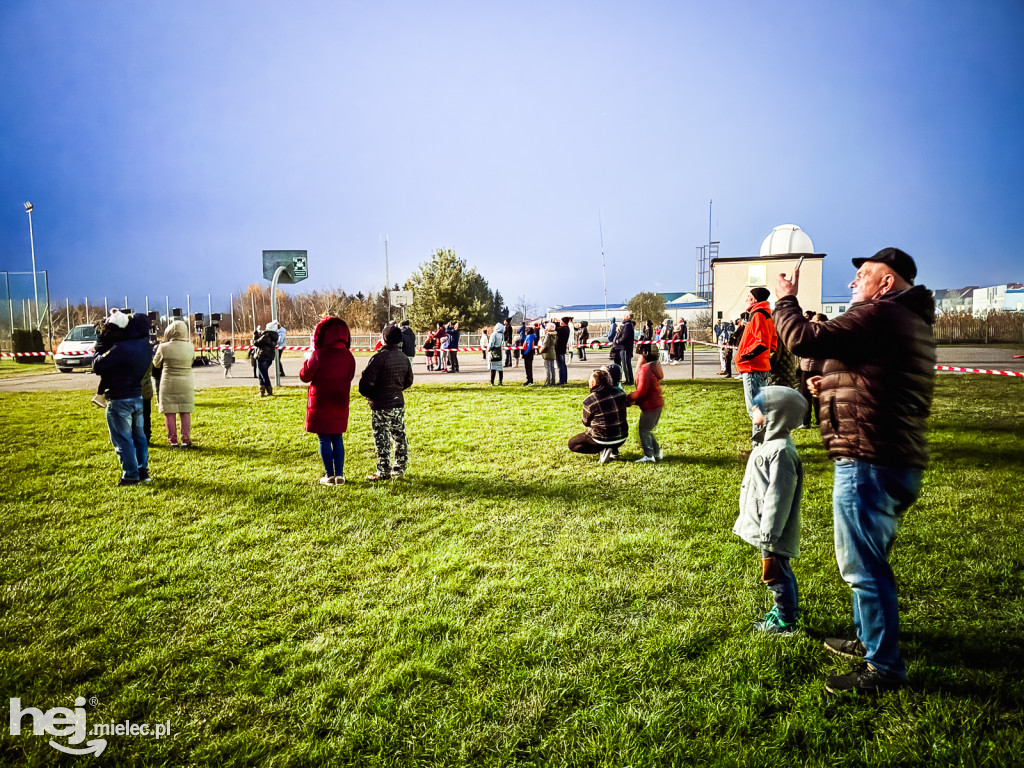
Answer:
[{"xmin": 754, "ymin": 608, "xmax": 798, "ymax": 635}]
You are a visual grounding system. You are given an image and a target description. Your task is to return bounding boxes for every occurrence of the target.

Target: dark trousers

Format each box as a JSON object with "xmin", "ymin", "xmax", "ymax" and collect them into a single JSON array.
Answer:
[
  {"xmin": 556, "ymin": 353, "xmax": 567, "ymax": 384},
  {"xmin": 621, "ymin": 350, "xmax": 634, "ymax": 385},
  {"xmin": 449, "ymin": 350, "xmax": 459, "ymax": 372},
  {"xmin": 763, "ymin": 553, "xmax": 799, "ymax": 624},
  {"xmin": 568, "ymin": 433, "xmax": 625, "ymax": 454},
  {"xmin": 143, "ymin": 398, "xmax": 152, "ymax": 443},
  {"xmin": 523, "ymin": 352, "xmax": 534, "ymax": 383},
  {"xmin": 799, "ymin": 369, "xmax": 820, "ymax": 426}
]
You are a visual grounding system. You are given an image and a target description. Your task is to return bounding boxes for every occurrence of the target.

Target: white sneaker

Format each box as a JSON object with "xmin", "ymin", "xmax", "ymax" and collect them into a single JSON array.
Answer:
[
  {"xmin": 319, "ymin": 475, "xmax": 333, "ymax": 486},
  {"xmin": 635, "ymin": 456, "xmax": 656, "ymax": 464},
  {"xmin": 334, "ymin": 475, "xmax": 345, "ymax": 485},
  {"xmin": 655, "ymin": 448, "xmax": 665, "ymax": 460},
  {"xmin": 599, "ymin": 448, "xmax": 613, "ymax": 464}
]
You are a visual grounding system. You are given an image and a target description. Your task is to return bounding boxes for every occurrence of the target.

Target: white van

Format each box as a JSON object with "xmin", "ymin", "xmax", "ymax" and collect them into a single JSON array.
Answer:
[{"xmin": 54, "ymin": 324, "xmax": 98, "ymax": 372}]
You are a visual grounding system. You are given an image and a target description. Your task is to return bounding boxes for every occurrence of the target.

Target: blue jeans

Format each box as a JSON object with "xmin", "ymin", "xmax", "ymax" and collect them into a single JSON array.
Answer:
[
  {"xmin": 106, "ymin": 397, "xmax": 148, "ymax": 481},
  {"xmin": 257, "ymin": 359, "xmax": 272, "ymax": 389},
  {"xmin": 742, "ymin": 370, "xmax": 769, "ymax": 437},
  {"xmin": 318, "ymin": 433, "xmax": 345, "ymax": 477},
  {"xmin": 833, "ymin": 458, "xmax": 923, "ymax": 679},
  {"xmin": 556, "ymin": 354, "xmax": 567, "ymax": 384},
  {"xmin": 763, "ymin": 553, "xmax": 799, "ymax": 624}
]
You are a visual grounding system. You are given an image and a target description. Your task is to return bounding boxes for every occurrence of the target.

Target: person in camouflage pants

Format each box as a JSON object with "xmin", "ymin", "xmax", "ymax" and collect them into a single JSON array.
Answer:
[
  {"xmin": 359, "ymin": 325, "xmax": 414, "ymax": 481},
  {"xmin": 371, "ymin": 406, "xmax": 408, "ymax": 478}
]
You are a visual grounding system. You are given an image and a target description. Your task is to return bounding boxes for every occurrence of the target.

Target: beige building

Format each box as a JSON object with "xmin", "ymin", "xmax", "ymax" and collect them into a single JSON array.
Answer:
[{"xmin": 711, "ymin": 224, "xmax": 825, "ymax": 323}]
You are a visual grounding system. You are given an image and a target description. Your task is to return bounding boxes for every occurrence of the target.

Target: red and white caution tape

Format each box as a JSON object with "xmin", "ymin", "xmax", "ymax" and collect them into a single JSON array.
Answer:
[{"xmin": 935, "ymin": 365, "xmax": 1024, "ymax": 378}]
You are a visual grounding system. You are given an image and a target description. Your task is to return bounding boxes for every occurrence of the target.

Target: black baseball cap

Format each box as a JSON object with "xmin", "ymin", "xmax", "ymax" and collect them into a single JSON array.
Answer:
[{"xmin": 852, "ymin": 247, "xmax": 917, "ymax": 285}]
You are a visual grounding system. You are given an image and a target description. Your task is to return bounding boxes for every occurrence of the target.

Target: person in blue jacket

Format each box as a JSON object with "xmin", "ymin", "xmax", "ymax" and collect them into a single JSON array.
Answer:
[{"xmin": 92, "ymin": 313, "xmax": 154, "ymax": 485}]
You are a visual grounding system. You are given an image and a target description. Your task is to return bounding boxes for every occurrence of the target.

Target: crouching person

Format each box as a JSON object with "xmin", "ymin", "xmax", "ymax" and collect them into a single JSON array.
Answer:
[
  {"xmin": 568, "ymin": 368, "xmax": 628, "ymax": 464},
  {"xmin": 359, "ymin": 324, "xmax": 414, "ymax": 481},
  {"xmin": 733, "ymin": 386, "xmax": 807, "ymax": 633}
]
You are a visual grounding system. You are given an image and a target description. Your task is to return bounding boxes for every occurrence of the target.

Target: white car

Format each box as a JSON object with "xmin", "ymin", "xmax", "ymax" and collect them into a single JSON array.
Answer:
[{"xmin": 54, "ymin": 324, "xmax": 98, "ymax": 372}]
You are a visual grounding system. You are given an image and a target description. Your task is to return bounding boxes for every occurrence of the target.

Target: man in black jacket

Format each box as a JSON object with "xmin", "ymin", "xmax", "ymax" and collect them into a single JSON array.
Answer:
[
  {"xmin": 555, "ymin": 317, "xmax": 571, "ymax": 384},
  {"xmin": 774, "ymin": 247, "xmax": 936, "ymax": 695},
  {"xmin": 611, "ymin": 312, "xmax": 637, "ymax": 385},
  {"xmin": 93, "ymin": 313, "xmax": 154, "ymax": 485},
  {"xmin": 399, "ymin": 320, "xmax": 417, "ymax": 359},
  {"xmin": 359, "ymin": 325, "xmax": 414, "ymax": 481}
]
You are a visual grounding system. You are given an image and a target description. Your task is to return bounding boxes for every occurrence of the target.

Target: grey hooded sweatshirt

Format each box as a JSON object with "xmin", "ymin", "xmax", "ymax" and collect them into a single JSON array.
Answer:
[{"xmin": 733, "ymin": 386, "xmax": 807, "ymax": 558}]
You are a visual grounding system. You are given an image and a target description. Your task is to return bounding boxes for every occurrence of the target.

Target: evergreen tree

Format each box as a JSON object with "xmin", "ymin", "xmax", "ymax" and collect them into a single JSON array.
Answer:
[{"xmin": 404, "ymin": 249, "xmax": 497, "ymax": 331}]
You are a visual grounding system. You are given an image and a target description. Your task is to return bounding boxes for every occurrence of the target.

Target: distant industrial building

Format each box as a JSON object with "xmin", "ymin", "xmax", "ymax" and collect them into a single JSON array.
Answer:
[{"xmin": 546, "ymin": 291, "xmax": 710, "ymax": 325}]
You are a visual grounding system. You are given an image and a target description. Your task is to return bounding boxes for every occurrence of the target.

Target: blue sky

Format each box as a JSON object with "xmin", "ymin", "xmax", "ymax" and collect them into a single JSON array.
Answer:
[{"xmin": 2, "ymin": 0, "xmax": 1022, "ymax": 314}]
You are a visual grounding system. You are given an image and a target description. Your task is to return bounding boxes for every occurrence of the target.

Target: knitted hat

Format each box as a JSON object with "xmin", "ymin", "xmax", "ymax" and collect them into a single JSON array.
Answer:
[
  {"xmin": 384, "ymin": 325, "xmax": 403, "ymax": 345},
  {"xmin": 750, "ymin": 287, "xmax": 771, "ymax": 303},
  {"xmin": 107, "ymin": 310, "xmax": 129, "ymax": 329}
]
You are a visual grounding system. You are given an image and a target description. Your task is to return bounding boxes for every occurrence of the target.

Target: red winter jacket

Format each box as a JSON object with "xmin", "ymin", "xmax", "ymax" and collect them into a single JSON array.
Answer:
[
  {"xmin": 299, "ymin": 317, "xmax": 356, "ymax": 434},
  {"xmin": 736, "ymin": 301, "xmax": 777, "ymax": 374},
  {"xmin": 627, "ymin": 360, "xmax": 664, "ymax": 411}
]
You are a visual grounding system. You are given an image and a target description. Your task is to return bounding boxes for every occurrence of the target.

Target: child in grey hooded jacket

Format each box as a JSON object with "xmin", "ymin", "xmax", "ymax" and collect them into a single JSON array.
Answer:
[{"xmin": 733, "ymin": 385, "xmax": 807, "ymax": 634}]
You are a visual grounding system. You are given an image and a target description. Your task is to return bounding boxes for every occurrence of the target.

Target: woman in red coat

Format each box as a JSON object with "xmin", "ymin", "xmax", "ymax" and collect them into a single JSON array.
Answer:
[{"xmin": 299, "ymin": 316, "xmax": 356, "ymax": 485}]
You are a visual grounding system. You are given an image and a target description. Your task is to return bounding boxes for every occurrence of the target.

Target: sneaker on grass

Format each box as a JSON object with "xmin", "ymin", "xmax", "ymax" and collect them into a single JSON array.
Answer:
[
  {"xmin": 824, "ymin": 637, "xmax": 867, "ymax": 659},
  {"xmin": 753, "ymin": 607, "xmax": 798, "ymax": 635},
  {"xmin": 635, "ymin": 456, "xmax": 656, "ymax": 464},
  {"xmin": 599, "ymin": 448, "xmax": 613, "ymax": 464},
  {"xmin": 319, "ymin": 475, "xmax": 333, "ymax": 486},
  {"xmin": 825, "ymin": 663, "xmax": 905, "ymax": 695}
]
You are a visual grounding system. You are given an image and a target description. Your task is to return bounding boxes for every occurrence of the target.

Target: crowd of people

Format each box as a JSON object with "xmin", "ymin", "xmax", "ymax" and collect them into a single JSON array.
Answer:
[{"xmin": 89, "ymin": 245, "xmax": 935, "ymax": 695}]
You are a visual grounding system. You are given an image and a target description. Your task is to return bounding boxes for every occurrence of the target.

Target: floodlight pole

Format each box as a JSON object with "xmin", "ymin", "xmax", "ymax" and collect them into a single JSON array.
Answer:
[
  {"xmin": 270, "ymin": 264, "xmax": 287, "ymax": 388},
  {"xmin": 24, "ymin": 203, "xmax": 40, "ymax": 331}
]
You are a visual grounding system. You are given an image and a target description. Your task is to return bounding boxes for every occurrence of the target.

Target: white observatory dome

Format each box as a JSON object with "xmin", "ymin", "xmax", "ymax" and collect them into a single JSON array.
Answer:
[{"xmin": 759, "ymin": 225, "xmax": 814, "ymax": 257}]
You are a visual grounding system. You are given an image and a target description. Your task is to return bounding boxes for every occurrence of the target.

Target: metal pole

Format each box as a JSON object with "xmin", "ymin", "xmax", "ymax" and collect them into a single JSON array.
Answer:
[
  {"xmin": 145, "ymin": 296, "xmax": 149, "ymax": 315},
  {"xmin": 165, "ymin": 296, "xmax": 169, "ymax": 323},
  {"xmin": 85, "ymin": 297, "xmax": 90, "ymax": 325},
  {"xmin": 690, "ymin": 339, "xmax": 695, "ymax": 379},
  {"xmin": 6, "ymin": 273, "xmax": 14, "ymax": 336},
  {"xmin": 66, "ymin": 298, "xmax": 70, "ymax": 335},
  {"xmin": 44, "ymin": 271, "xmax": 52, "ymax": 357},
  {"xmin": 104, "ymin": 297, "xmax": 108, "ymax": 316},
  {"xmin": 384, "ymin": 235, "xmax": 391, "ymax": 323},
  {"xmin": 186, "ymin": 294, "xmax": 191, "ymax": 322},
  {"xmin": 124, "ymin": 295, "xmax": 128, "ymax": 311},
  {"xmin": 230, "ymin": 293, "xmax": 235, "ymax": 348},
  {"xmin": 25, "ymin": 205, "xmax": 40, "ymax": 331},
  {"xmin": 270, "ymin": 264, "xmax": 286, "ymax": 388},
  {"xmin": 599, "ymin": 212, "xmax": 608, "ymax": 319}
]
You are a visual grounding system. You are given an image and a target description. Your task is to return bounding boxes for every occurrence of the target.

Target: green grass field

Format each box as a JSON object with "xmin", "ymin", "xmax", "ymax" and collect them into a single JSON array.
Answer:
[{"xmin": 1, "ymin": 376, "xmax": 1022, "ymax": 767}]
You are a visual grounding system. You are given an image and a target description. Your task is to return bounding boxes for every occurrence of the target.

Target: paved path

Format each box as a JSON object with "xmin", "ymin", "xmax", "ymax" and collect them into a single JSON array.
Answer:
[{"xmin": 1, "ymin": 346, "xmax": 1021, "ymax": 394}]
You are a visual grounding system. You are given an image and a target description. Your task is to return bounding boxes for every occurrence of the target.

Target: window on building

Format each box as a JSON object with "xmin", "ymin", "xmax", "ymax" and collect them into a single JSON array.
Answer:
[{"xmin": 747, "ymin": 265, "xmax": 767, "ymax": 287}]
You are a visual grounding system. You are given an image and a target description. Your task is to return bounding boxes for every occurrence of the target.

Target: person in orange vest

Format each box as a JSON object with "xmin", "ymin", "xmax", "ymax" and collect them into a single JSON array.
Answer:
[{"xmin": 736, "ymin": 286, "xmax": 778, "ymax": 438}]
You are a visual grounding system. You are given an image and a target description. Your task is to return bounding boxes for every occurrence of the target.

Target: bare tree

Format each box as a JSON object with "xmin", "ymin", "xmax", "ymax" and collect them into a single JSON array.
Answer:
[{"xmin": 513, "ymin": 294, "xmax": 539, "ymax": 322}]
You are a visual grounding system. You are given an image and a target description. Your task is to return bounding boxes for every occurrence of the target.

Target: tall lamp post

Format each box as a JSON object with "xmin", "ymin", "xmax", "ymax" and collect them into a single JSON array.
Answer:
[{"xmin": 23, "ymin": 202, "xmax": 39, "ymax": 331}]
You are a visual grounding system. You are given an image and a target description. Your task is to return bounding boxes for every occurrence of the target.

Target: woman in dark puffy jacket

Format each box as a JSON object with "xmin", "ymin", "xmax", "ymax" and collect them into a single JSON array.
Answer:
[{"xmin": 299, "ymin": 316, "xmax": 356, "ymax": 485}]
